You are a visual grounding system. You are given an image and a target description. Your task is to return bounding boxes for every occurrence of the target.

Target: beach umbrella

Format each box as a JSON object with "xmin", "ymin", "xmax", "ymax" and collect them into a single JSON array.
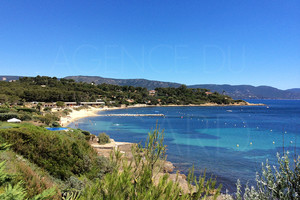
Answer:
[{"xmin": 7, "ymin": 118, "xmax": 21, "ymax": 123}]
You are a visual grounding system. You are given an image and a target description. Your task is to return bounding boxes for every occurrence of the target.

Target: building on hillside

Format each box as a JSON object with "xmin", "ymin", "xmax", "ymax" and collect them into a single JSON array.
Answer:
[
  {"xmin": 205, "ymin": 92, "xmax": 212, "ymax": 95},
  {"xmin": 43, "ymin": 103, "xmax": 56, "ymax": 107},
  {"xmin": 149, "ymin": 90, "xmax": 156, "ymax": 96},
  {"xmin": 2, "ymin": 77, "xmax": 6, "ymax": 81},
  {"xmin": 127, "ymin": 99, "xmax": 134, "ymax": 103}
]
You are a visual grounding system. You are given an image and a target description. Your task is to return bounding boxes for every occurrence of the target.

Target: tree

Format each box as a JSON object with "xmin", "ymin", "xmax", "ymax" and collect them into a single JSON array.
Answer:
[{"xmin": 56, "ymin": 101, "xmax": 65, "ymax": 107}]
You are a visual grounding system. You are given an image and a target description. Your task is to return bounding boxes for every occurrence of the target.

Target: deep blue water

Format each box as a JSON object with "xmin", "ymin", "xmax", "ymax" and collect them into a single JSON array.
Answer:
[{"xmin": 69, "ymin": 100, "xmax": 300, "ymax": 193}]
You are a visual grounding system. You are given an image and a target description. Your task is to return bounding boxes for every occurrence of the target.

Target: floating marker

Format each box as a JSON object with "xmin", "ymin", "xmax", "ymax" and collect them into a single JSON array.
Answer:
[
  {"xmin": 290, "ymin": 141, "xmax": 293, "ymax": 144},
  {"xmin": 236, "ymin": 144, "xmax": 239, "ymax": 147},
  {"xmin": 273, "ymin": 141, "xmax": 275, "ymax": 144},
  {"xmin": 244, "ymin": 125, "xmax": 246, "ymax": 128},
  {"xmin": 250, "ymin": 142, "xmax": 252, "ymax": 145},
  {"xmin": 270, "ymin": 130, "xmax": 272, "ymax": 132},
  {"xmin": 285, "ymin": 131, "xmax": 287, "ymax": 133}
]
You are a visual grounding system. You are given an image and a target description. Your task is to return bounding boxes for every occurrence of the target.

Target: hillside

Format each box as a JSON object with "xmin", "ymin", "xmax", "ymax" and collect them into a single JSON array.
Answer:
[
  {"xmin": 286, "ymin": 88, "xmax": 300, "ymax": 94},
  {"xmin": 188, "ymin": 84, "xmax": 300, "ymax": 100},
  {"xmin": 64, "ymin": 75, "xmax": 181, "ymax": 89},
  {"xmin": 64, "ymin": 76, "xmax": 300, "ymax": 99},
  {"xmin": 1, "ymin": 75, "xmax": 300, "ymax": 99}
]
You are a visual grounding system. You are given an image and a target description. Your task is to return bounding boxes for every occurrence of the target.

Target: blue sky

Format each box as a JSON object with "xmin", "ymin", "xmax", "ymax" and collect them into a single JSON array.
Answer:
[{"xmin": 0, "ymin": 0, "xmax": 299, "ymax": 89}]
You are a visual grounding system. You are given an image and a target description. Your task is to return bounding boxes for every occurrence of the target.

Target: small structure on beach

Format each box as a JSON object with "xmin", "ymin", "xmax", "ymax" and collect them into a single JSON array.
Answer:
[{"xmin": 7, "ymin": 118, "xmax": 21, "ymax": 123}]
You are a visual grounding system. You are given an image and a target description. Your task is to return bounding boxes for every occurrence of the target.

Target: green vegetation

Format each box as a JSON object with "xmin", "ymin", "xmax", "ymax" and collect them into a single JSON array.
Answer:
[
  {"xmin": 0, "ymin": 119, "xmax": 299, "ymax": 199},
  {"xmin": 77, "ymin": 127, "xmax": 222, "ymax": 200},
  {"xmin": 0, "ymin": 76, "xmax": 243, "ymax": 106},
  {"xmin": 0, "ymin": 123, "xmax": 111, "ymax": 181},
  {"xmin": 0, "ymin": 143, "xmax": 56, "ymax": 199},
  {"xmin": 98, "ymin": 133, "xmax": 110, "ymax": 144},
  {"xmin": 235, "ymin": 152, "xmax": 300, "ymax": 200}
]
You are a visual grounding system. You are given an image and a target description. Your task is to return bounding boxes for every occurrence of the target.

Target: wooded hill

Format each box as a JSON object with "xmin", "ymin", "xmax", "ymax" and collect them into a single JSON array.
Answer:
[{"xmin": 0, "ymin": 76, "xmax": 240, "ymax": 106}]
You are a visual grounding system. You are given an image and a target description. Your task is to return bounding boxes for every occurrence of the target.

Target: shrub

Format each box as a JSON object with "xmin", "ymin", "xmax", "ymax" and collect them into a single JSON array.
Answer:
[
  {"xmin": 0, "ymin": 108, "xmax": 9, "ymax": 113},
  {"xmin": 0, "ymin": 124, "xmax": 111, "ymax": 180},
  {"xmin": 38, "ymin": 113, "xmax": 59, "ymax": 125},
  {"xmin": 0, "ymin": 113, "xmax": 19, "ymax": 121},
  {"xmin": 63, "ymin": 109, "xmax": 72, "ymax": 116},
  {"xmin": 51, "ymin": 121, "xmax": 60, "ymax": 127},
  {"xmin": 43, "ymin": 107, "xmax": 52, "ymax": 112},
  {"xmin": 235, "ymin": 152, "xmax": 300, "ymax": 200},
  {"xmin": 79, "ymin": 127, "xmax": 222, "ymax": 199},
  {"xmin": 98, "ymin": 133, "xmax": 110, "ymax": 144},
  {"xmin": 56, "ymin": 101, "xmax": 65, "ymax": 107},
  {"xmin": 16, "ymin": 108, "xmax": 37, "ymax": 113},
  {"xmin": 0, "ymin": 142, "xmax": 56, "ymax": 199},
  {"xmin": 81, "ymin": 131, "xmax": 90, "ymax": 136},
  {"xmin": 18, "ymin": 113, "xmax": 32, "ymax": 121}
]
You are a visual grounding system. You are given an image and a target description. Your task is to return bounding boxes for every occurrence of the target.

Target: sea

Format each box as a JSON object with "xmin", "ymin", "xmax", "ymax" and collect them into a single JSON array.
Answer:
[{"xmin": 69, "ymin": 100, "xmax": 300, "ymax": 193}]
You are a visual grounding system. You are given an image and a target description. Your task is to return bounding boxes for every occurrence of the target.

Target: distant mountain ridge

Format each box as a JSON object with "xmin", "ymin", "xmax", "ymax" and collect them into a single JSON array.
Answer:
[
  {"xmin": 64, "ymin": 76, "xmax": 181, "ymax": 89},
  {"xmin": 1, "ymin": 75, "xmax": 300, "ymax": 99},
  {"xmin": 188, "ymin": 84, "xmax": 300, "ymax": 100}
]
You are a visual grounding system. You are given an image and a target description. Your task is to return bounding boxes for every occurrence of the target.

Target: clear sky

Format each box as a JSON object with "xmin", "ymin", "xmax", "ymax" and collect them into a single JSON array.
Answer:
[{"xmin": 0, "ymin": 1, "xmax": 299, "ymax": 89}]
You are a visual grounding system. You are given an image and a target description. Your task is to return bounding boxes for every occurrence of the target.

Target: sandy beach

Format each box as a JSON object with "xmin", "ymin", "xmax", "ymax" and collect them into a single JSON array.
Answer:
[{"xmin": 60, "ymin": 102, "xmax": 265, "ymax": 127}]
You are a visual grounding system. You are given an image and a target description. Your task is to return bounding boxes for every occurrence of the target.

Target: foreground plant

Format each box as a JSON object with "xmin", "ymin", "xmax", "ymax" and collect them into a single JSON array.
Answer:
[
  {"xmin": 235, "ymin": 152, "xmax": 300, "ymax": 200},
  {"xmin": 0, "ymin": 143, "xmax": 56, "ymax": 200},
  {"xmin": 78, "ymin": 126, "xmax": 222, "ymax": 200}
]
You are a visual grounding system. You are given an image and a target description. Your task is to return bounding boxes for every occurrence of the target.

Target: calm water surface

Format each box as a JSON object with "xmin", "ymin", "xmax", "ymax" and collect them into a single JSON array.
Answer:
[{"xmin": 69, "ymin": 100, "xmax": 300, "ymax": 193}]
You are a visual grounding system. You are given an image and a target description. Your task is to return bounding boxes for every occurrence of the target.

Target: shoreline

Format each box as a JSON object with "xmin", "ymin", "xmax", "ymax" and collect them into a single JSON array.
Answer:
[{"xmin": 60, "ymin": 102, "xmax": 265, "ymax": 127}]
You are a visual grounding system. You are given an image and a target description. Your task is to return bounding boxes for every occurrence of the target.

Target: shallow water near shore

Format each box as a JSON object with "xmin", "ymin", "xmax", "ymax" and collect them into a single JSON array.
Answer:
[{"xmin": 69, "ymin": 100, "xmax": 300, "ymax": 193}]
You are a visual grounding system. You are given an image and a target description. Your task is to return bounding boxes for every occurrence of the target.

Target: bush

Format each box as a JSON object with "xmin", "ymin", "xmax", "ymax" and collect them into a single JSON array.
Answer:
[
  {"xmin": 0, "ymin": 142, "xmax": 56, "ymax": 199},
  {"xmin": 0, "ymin": 108, "xmax": 10, "ymax": 113},
  {"xmin": 38, "ymin": 113, "xmax": 59, "ymax": 125},
  {"xmin": 79, "ymin": 127, "xmax": 222, "ymax": 199},
  {"xmin": 18, "ymin": 113, "xmax": 32, "ymax": 121},
  {"xmin": 98, "ymin": 133, "xmax": 110, "ymax": 144},
  {"xmin": 0, "ymin": 113, "xmax": 19, "ymax": 121},
  {"xmin": 16, "ymin": 108, "xmax": 37, "ymax": 113},
  {"xmin": 43, "ymin": 107, "xmax": 52, "ymax": 112},
  {"xmin": 235, "ymin": 152, "xmax": 300, "ymax": 200},
  {"xmin": 63, "ymin": 109, "xmax": 72, "ymax": 115},
  {"xmin": 51, "ymin": 121, "xmax": 60, "ymax": 127},
  {"xmin": 56, "ymin": 101, "xmax": 65, "ymax": 107},
  {"xmin": 0, "ymin": 124, "xmax": 111, "ymax": 180},
  {"xmin": 81, "ymin": 130, "xmax": 90, "ymax": 136}
]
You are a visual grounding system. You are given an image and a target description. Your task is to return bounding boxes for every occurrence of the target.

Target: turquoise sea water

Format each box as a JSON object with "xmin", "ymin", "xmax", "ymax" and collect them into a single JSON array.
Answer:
[{"xmin": 69, "ymin": 100, "xmax": 300, "ymax": 193}]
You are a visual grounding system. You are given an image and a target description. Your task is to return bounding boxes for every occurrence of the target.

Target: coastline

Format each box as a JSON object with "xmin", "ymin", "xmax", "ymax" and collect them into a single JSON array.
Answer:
[
  {"xmin": 60, "ymin": 102, "xmax": 265, "ymax": 127},
  {"xmin": 59, "ymin": 103, "xmax": 261, "ymax": 198}
]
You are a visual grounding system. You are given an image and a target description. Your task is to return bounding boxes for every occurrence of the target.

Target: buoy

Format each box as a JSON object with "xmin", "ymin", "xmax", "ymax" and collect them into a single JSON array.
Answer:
[
  {"xmin": 244, "ymin": 125, "xmax": 246, "ymax": 128},
  {"xmin": 270, "ymin": 130, "xmax": 272, "ymax": 132},
  {"xmin": 236, "ymin": 144, "xmax": 239, "ymax": 147},
  {"xmin": 273, "ymin": 141, "xmax": 275, "ymax": 144},
  {"xmin": 290, "ymin": 141, "xmax": 293, "ymax": 144},
  {"xmin": 250, "ymin": 142, "xmax": 252, "ymax": 145},
  {"xmin": 285, "ymin": 131, "xmax": 287, "ymax": 134}
]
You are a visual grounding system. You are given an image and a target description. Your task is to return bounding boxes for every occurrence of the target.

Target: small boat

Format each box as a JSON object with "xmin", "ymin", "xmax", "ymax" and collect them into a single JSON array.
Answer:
[{"xmin": 226, "ymin": 110, "xmax": 233, "ymax": 112}]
